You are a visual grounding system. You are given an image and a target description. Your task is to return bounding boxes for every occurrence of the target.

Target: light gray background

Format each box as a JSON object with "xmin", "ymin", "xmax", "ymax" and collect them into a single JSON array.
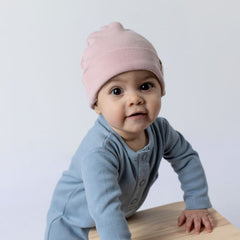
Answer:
[{"xmin": 1, "ymin": 0, "xmax": 239, "ymax": 239}]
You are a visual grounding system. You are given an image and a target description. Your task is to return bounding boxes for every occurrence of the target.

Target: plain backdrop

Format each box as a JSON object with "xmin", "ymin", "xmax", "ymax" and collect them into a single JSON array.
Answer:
[{"xmin": 1, "ymin": 0, "xmax": 240, "ymax": 239}]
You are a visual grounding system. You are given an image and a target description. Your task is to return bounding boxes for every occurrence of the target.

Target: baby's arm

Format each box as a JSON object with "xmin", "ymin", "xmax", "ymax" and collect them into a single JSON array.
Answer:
[
  {"xmin": 161, "ymin": 118, "xmax": 213, "ymax": 233},
  {"xmin": 80, "ymin": 149, "xmax": 131, "ymax": 240},
  {"xmin": 178, "ymin": 209, "xmax": 214, "ymax": 234}
]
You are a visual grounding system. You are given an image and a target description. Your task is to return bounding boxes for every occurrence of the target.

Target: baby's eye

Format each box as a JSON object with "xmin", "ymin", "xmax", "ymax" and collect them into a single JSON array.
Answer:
[
  {"xmin": 140, "ymin": 82, "xmax": 153, "ymax": 91},
  {"xmin": 111, "ymin": 87, "xmax": 123, "ymax": 95}
]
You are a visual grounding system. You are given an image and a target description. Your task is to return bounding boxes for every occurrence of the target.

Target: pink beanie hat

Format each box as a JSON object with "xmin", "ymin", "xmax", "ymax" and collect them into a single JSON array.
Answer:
[{"xmin": 81, "ymin": 22, "xmax": 165, "ymax": 108}]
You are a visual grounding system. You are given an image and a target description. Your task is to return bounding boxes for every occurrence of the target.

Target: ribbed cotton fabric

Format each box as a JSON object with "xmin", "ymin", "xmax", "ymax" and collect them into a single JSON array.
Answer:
[{"xmin": 45, "ymin": 115, "xmax": 211, "ymax": 240}]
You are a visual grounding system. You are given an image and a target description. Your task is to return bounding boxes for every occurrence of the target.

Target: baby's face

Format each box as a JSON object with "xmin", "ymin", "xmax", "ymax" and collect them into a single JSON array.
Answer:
[{"xmin": 94, "ymin": 70, "xmax": 162, "ymax": 140}]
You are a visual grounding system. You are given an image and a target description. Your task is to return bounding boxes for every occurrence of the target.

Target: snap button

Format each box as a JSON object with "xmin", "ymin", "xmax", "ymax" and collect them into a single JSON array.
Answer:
[
  {"xmin": 142, "ymin": 154, "xmax": 147, "ymax": 162},
  {"xmin": 131, "ymin": 199, "xmax": 138, "ymax": 205},
  {"xmin": 139, "ymin": 180, "xmax": 146, "ymax": 186}
]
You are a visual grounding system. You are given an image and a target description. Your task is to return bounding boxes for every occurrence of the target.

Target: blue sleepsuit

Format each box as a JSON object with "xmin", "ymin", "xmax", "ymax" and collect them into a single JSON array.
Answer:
[{"xmin": 45, "ymin": 115, "xmax": 211, "ymax": 240}]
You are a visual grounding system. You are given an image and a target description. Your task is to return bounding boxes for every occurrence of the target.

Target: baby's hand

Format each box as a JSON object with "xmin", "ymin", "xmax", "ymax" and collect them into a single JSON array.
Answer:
[{"xmin": 178, "ymin": 209, "xmax": 214, "ymax": 234}]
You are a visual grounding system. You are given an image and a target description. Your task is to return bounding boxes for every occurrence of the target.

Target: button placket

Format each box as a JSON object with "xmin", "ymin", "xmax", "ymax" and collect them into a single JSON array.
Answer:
[
  {"xmin": 139, "ymin": 179, "xmax": 146, "ymax": 186},
  {"xmin": 128, "ymin": 152, "xmax": 150, "ymax": 209},
  {"xmin": 130, "ymin": 199, "xmax": 138, "ymax": 205},
  {"xmin": 139, "ymin": 153, "xmax": 149, "ymax": 184}
]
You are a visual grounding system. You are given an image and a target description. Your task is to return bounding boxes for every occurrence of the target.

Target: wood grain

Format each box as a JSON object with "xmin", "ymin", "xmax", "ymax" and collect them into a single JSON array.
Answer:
[{"xmin": 89, "ymin": 201, "xmax": 240, "ymax": 240}]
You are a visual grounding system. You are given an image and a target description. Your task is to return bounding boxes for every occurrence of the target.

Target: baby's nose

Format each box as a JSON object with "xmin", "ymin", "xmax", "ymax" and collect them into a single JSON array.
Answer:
[{"xmin": 127, "ymin": 92, "xmax": 144, "ymax": 106}]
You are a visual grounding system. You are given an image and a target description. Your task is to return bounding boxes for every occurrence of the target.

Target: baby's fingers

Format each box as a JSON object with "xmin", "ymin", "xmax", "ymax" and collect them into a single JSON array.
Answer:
[
  {"xmin": 202, "ymin": 215, "xmax": 214, "ymax": 233},
  {"xmin": 193, "ymin": 216, "xmax": 202, "ymax": 234},
  {"xmin": 178, "ymin": 213, "xmax": 186, "ymax": 226},
  {"xmin": 185, "ymin": 217, "xmax": 194, "ymax": 233},
  {"xmin": 209, "ymin": 214, "xmax": 214, "ymax": 228}
]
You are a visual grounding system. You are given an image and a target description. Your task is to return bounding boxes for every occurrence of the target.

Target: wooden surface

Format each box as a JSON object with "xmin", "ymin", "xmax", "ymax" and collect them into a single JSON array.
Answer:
[{"xmin": 89, "ymin": 201, "xmax": 240, "ymax": 240}]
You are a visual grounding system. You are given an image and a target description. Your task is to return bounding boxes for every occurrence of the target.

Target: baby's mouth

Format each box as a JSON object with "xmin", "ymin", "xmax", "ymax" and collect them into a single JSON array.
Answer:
[{"xmin": 127, "ymin": 112, "xmax": 147, "ymax": 118}]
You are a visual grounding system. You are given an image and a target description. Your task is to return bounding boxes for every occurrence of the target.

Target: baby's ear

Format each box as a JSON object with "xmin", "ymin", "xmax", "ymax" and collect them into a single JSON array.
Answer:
[{"xmin": 94, "ymin": 103, "xmax": 101, "ymax": 115}]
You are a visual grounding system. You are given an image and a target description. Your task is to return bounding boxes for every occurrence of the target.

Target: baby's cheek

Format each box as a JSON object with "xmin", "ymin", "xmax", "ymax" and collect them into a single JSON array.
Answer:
[
  {"xmin": 151, "ymin": 99, "xmax": 161, "ymax": 112},
  {"xmin": 106, "ymin": 110, "xmax": 123, "ymax": 126}
]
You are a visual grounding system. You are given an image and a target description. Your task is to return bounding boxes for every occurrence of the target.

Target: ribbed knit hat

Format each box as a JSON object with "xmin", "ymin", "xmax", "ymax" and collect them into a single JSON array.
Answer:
[{"xmin": 81, "ymin": 22, "xmax": 165, "ymax": 108}]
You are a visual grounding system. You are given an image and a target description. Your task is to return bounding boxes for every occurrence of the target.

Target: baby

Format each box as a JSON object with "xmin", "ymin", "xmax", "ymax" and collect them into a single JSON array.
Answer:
[{"xmin": 45, "ymin": 22, "xmax": 214, "ymax": 240}]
